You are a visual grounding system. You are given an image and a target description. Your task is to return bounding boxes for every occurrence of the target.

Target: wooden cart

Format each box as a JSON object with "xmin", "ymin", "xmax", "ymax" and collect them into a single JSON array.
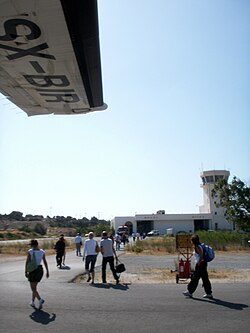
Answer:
[{"xmin": 175, "ymin": 234, "xmax": 193, "ymax": 283}]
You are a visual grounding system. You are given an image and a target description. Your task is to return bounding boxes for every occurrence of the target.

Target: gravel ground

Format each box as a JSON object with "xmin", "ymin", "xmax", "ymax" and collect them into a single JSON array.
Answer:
[{"xmin": 75, "ymin": 251, "xmax": 250, "ymax": 284}]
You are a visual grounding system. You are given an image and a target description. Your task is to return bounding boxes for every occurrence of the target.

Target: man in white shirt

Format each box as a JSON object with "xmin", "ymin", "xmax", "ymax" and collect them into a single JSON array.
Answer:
[
  {"xmin": 74, "ymin": 233, "xmax": 82, "ymax": 256},
  {"xmin": 83, "ymin": 232, "xmax": 99, "ymax": 284},
  {"xmin": 100, "ymin": 231, "xmax": 119, "ymax": 284}
]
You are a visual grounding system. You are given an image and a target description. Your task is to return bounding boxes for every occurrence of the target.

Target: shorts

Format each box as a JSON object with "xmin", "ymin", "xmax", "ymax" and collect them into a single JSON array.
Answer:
[
  {"xmin": 85, "ymin": 255, "xmax": 97, "ymax": 273},
  {"xmin": 28, "ymin": 265, "xmax": 43, "ymax": 282}
]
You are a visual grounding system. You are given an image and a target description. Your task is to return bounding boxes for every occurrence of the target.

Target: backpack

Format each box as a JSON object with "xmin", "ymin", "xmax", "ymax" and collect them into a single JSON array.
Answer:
[{"xmin": 201, "ymin": 243, "xmax": 215, "ymax": 262}]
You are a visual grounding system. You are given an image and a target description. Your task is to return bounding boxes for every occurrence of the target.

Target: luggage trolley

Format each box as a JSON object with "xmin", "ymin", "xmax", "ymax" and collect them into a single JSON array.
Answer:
[{"xmin": 175, "ymin": 234, "xmax": 193, "ymax": 284}]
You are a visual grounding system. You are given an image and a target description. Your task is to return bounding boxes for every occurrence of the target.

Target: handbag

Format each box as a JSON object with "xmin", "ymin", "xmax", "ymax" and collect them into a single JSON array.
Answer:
[
  {"xmin": 27, "ymin": 251, "xmax": 38, "ymax": 273},
  {"xmin": 95, "ymin": 241, "xmax": 100, "ymax": 253},
  {"xmin": 115, "ymin": 259, "xmax": 126, "ymax": 273}
]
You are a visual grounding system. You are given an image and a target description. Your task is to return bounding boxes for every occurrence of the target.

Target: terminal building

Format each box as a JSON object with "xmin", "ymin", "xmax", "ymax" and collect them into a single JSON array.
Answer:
[{"xmin": 111, "ymin": 170, "xmax": 233, "ymax": 236}]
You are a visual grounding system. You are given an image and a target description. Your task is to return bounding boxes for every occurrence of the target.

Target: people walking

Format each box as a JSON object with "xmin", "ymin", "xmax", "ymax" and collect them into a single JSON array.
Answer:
[
  {"xmin": 115, "ymin": 233, "xmax": 121, "ymax": 251},
  {"xmin": 100, "ymin": 231, "xmax": 120, "ymax": 284},
  {"xmin": 82, "ymin": 232, "xmax": 99, "ymax": 284},
  {"xmin": 25, "ymin": 239, "xmax": 49, "ymax": 310},
  {"xmin": 75, "ymin": 233, "xmax": 82, "ymax": 256},
  {"xmin": 109, "ymin": 233, "xmax": 114, "ymax": 244},
  {"xmin": 55, "ymin": 234, "xmax": 66, "ymax": 268},
  {"xmin": 183, "ymin": 234, "xmax": 213, "ymax": 298},
  {"xmin": 120, "ymin": 233, "xmax": 125, "ymax": 246}
]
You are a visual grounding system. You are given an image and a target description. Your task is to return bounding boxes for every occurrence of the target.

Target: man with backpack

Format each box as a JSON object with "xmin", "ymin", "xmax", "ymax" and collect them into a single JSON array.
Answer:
[{"xmin": 183, "ymin": 234, "xmax": 213, "ymax": 299}]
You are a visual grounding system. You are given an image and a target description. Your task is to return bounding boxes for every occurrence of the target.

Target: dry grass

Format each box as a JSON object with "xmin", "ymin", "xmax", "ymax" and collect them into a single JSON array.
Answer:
[
  {"xmin": 0, "ymin": 238, "xmax": 76, "ymax": 256},
  {"xmin": 74, "ymin": 268, "xmax": 250, "ymax": 285}
]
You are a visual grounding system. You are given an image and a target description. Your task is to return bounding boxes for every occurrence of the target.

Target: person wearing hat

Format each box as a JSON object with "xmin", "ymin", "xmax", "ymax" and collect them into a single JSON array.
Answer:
[
  {"xmin": 82, "ymin": 232, "xmax": 99, "ymax": 284},
  {"xmin": 25, "ymin": 239, "xmax": 49, "ymax": 310}
]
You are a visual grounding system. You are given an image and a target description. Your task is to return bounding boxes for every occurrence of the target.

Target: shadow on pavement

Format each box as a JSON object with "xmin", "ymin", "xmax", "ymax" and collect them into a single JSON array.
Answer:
[
  {"xmin": 90, "ymin": 283, "xmax": 129, "ymax": 291},
  {"xmin": 29, "ymin": 310, "xmax": 56, "ymax": 324},
  {"xmin": 58, "ymin": 265, "xmax": 71, "ymax": 270},
  {"xmin": 192, "ymin": 297, "xmax": 249, "ymax": 310}
]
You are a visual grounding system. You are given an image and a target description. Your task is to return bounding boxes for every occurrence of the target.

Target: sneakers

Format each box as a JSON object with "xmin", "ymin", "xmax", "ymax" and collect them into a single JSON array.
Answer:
[
  {"xmin": 87, "ymin": 276, "xmax": 91, "ymax": 283},
  {"xmin": 203, "ymin": 294, "xmax": 213, "ymax": 299},
  {"xmin": 183, "ymin": 291, "xmax": 193, "ymax": 298},
  {"xmin": 38, "ymin": 299, "xmax": 45, "ymax": 310},
  {"xmin": 30, "ymin": 301, "xmax": 35, "ymax": 308}
]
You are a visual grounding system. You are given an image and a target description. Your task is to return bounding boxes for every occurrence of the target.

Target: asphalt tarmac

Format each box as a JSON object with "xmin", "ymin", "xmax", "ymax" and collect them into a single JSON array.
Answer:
[{"xmin": 0, "ymin": 250, "xmax": 249, "ymax": 333}]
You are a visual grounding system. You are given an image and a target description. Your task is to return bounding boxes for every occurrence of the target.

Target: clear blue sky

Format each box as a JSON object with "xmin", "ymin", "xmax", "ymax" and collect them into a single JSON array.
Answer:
[{"xmin": 0, "ymin": 0, "xmax": 249, "ymax": 220}]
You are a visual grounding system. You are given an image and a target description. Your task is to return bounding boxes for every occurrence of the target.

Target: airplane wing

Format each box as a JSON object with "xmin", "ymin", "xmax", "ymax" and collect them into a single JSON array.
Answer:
[{"xmin": 0, "ymin": 0, "xmax": 107, "ymax": 116}]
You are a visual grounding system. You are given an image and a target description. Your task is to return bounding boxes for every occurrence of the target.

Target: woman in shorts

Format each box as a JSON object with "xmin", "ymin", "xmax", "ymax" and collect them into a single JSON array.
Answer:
[
  {"xmin": 83, "ymin": 232, "xmax": 99, "ymax": 284},
  {"xmin": 25, "ymin": 239, "xmax": 49, "ymax": 309}
]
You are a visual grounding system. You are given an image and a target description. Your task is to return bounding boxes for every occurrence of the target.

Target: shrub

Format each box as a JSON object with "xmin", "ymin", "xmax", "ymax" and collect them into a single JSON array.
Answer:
[
  {"xmin": 196, "ymin": 231, "xmax": 250, "ymax": 251},
  {"xmin": 18, "ymin": 224, "xmax": 32, "ymax": 233},
  {"xmin": 33, "ymin": 223, "xmax": 47, "ymax": 235},
  {"xmin": 127, "ymin": 241, "xmax": 144, "ymax": 253},
  {"xmin": 126, "ymin": 231, "xmax": 250, "ymax": 254}
]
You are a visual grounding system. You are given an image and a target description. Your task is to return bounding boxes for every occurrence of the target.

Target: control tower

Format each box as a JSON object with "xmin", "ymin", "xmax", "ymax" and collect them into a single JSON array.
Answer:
[{"xmin": 199, "ymin": 170, "xmax": 231, "ymax": 230}]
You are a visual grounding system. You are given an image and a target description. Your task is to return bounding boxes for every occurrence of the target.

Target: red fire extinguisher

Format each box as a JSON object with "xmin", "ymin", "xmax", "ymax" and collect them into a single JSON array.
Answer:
[
  {"xmin": 184, "ymin": 260, "xmax": 191, "ymax": 277},
  {"xmin": 179, "ymin": 258, "xmax": 185, "ymax": 277}
]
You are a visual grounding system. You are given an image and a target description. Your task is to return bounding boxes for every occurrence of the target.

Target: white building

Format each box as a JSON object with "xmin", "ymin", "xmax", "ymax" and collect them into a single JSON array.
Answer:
[
  {"xmin": 111, "ymin": 170, "xmax": 233, "ymax": 235},
  {"xmin": 199, "ymin": 169, "xmax": 230, "ymax": 231}
]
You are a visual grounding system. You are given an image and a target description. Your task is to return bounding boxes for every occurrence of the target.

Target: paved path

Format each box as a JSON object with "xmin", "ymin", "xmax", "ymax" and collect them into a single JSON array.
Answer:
[{"xmin": 0, "ymin": 251, "xmax": 249, "ymax": 333}]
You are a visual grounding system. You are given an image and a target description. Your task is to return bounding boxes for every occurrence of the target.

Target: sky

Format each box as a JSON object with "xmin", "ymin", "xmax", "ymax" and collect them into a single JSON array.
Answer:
[{"xmin": 0, "ymin": 0, "xmax": 249, "ymax": 220}]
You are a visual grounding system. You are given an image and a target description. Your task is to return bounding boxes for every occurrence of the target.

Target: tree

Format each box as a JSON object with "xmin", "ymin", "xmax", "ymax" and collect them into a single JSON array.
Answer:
[{"xmin": 212, "ymin": 176, "xmax": 250, "ymax": 231}]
